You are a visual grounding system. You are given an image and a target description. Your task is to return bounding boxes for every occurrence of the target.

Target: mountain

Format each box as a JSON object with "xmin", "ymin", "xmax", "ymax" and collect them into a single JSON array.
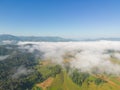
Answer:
[
  {"xmin": 18, "ymin": 36, "xmax": 72, "ymax": 42},
  {"xmin": 0, "ymin": 34, "xmax": 20, "ymax": 41},
  {"xmin": 1, "ymin": 34, "xmax": 120, "ymax": 44},
  {"xmin": 0, "ymin": 44, "xmax": 120, "ymax": 90},
  {"xmin": 0, "ymin": 34, "xmax": 74, "ymax": 44},
  {"xmin": 1, "ymin": 40, "xmax": 120, "ymax": 90},
  {"xmin": 83, "ymin": 38, "xmax": 120, "ymax": 41}
]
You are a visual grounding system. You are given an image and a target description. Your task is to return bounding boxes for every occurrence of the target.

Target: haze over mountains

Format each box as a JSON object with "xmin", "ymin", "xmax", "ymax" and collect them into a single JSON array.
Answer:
[
  {"xmin": 1, "ymin": 34, "xmax": 120, "ymax": 90},
  {"xmin": 0, "ymin": 34, "xmax": 75, "ymax": 45},
  {"xmin": 1, "ymin": 34, "xmax": 120, "ymax": 44},
  {"xmin": 0, "ymin": 34, "xmax": 73, "ymax": 42}
]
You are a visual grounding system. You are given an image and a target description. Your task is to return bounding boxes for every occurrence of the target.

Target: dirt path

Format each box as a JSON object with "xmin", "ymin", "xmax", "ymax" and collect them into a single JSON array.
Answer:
[{"xmin": 36, "ymin": 77, "xmax": 54, "ymax": 90}]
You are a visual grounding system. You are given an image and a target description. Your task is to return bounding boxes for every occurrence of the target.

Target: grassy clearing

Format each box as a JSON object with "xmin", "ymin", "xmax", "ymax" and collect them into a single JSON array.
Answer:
[
  {"xmin": 47, "ymin": 72, "xmax": 64, "ymax": 90},
  {"xmin": 63, "ymin": 72, "xmax": 81, "ymax": 90},
  {"xmin": 34, "ymin": 60, "xmax": 120, "ymax": 90},
  {"xmin": 110, "ymin": 57, "xmax": 120, "ymax": 65},
  {"xmin": 47, "ymin": 71, "xmax": 81, "ymax": 90},
  {"xmin": 35, "ymin": 71, "xmax": 120, "ymax": 90}
]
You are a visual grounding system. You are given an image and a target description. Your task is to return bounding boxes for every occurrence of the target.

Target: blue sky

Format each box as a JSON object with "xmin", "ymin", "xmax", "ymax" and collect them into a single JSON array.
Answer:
[{"xmin": 0, "ymin": 0, "xmax": 120, "ymax": 39}]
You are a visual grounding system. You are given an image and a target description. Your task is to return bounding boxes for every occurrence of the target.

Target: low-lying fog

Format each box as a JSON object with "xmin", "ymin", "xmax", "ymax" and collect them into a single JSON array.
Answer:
[{"xmin": 18, "ymin": 41, "xmax": 120, "ymax": 75}]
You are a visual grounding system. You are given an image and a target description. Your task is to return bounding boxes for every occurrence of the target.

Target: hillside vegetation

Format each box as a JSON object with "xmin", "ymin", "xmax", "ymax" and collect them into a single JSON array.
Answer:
[{"xmin": 0, "ymin": 45, "xmax": 120, "ymax": 90}]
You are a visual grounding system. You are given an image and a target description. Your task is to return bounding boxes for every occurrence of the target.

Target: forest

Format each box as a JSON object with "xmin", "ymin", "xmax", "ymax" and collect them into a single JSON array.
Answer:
[
  {"xmin": 0, "ymin": 45, "xmax": 61, "ymax": 90},
  {"xmin": 0, "ymin": 44, "xmax": 120, "ymax": 90}
]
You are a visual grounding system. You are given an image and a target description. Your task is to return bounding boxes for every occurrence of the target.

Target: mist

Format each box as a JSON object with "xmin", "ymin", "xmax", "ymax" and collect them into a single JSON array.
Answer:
[
  {"xmin": 0, "ymin": 55, "xmax": 9, "ymax": 61},
  {"xmin": 18, "ymin": 41, "xmax": 120, "ymax": 75},
  {"xmin": 12, "ymin": 65, "xmax": 33, "ymax": 79}
]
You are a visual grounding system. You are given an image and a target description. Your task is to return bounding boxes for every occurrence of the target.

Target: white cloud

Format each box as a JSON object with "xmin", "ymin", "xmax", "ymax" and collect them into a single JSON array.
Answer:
[
  {"xmin": 0, "ymin": 55, "xmax": 9, "ymax": 61},
  {"xmin": 18, "ymin": 41, "xmax": 120, "ymax": 75},
  {"xmin": 114, "ymin": 53, "xmax": 120, "ymax": 60},
  {"xmin": 2, "ymin": 40, "xmax": 14, "ymax": 44},
  {"xmin": 12, "ymin": 66, "xmax": 32, "ymax": 79}
]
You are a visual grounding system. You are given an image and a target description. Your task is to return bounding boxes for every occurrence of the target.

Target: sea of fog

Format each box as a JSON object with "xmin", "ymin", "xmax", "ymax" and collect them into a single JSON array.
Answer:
[{"xmin": 18, "ymin": 41, "xmax": 120, "ymax": 75}]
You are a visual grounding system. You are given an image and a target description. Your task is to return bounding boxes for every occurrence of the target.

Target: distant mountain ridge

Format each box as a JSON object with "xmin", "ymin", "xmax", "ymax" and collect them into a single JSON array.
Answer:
[
  {"xmin": 0, "ymin": 34, "xmax": 120, "ymax": 44},
  {"xmin": 0, "ymin": 34, "xmax": 74, "ymax": 42},
  {"xmin": 83, "ymin": 38, "xmax": 120, "ymax": 41}
]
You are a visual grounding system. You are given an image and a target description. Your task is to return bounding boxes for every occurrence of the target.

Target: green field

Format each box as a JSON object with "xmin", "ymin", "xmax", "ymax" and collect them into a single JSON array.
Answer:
[
  {"xmin": 47, "ymin": 71, "xmax": 81, "ymax": 90},
  {"xmin": 35, "ymin": 70, "xmax": 120, "ymax": 90}
]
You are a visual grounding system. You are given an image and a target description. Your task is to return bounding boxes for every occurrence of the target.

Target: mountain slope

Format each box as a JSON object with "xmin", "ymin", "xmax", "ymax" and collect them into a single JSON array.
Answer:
[{"xmin": 0, "ymin": 34, "xmax": 74, "ymax": 42}]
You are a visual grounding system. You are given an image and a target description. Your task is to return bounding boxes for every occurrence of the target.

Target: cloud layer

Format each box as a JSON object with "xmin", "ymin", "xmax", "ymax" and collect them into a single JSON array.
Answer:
[
  {"xmin": 18, "ymin": 41, "xmax": 120, "ymax": 75},
  {"xmin": 0, "ymin": 55, "xmax": 9, "ymax": 61},
  {"xmin": 12, "ymin": 65, "xmax": 32, "ymax": 79}
]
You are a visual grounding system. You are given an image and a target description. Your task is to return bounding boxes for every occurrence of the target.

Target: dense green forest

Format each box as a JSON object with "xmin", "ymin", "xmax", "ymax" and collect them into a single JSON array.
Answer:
[
  {"xmin": 0, "ymin": 45, "xmax": 61, "ymax": 90},
  {"xmin": 0, "ymin": 45, "xmax": 120, "ymax": 90}
]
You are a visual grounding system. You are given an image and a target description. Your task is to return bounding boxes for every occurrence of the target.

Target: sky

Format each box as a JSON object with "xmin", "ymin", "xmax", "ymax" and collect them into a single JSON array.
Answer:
[{"xmin": 0, "ymin": 0, "xmax": 120, "ymax": 39}]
